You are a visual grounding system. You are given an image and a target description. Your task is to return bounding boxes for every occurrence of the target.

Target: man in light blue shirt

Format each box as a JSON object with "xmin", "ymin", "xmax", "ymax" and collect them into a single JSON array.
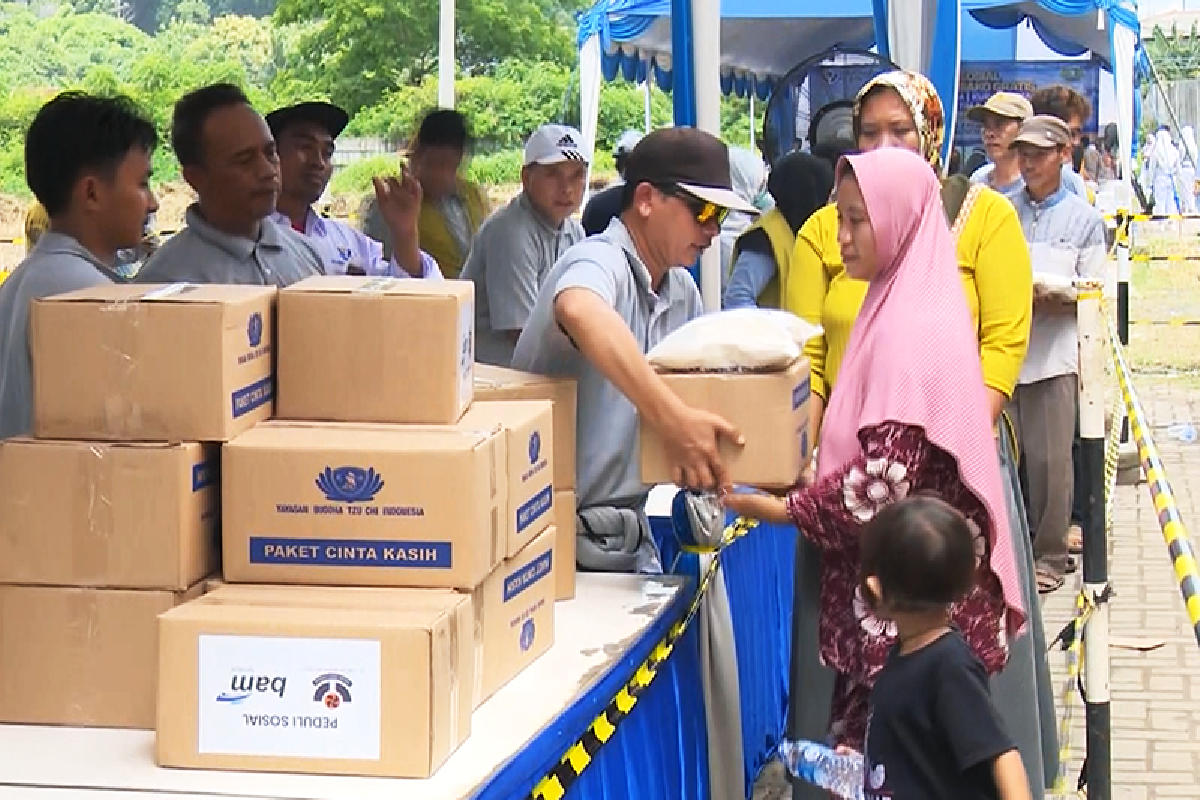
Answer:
[
  {"xmin": 969, "ymin": 91, "xmax": 1088, "ymax": 202},
  {"xmin": 512, "ymin": 127, "xmax": 754, "ymax": 573},
  {"xmin": 266, "ymin": 101, "xmax": 440, "ymax": 279}
]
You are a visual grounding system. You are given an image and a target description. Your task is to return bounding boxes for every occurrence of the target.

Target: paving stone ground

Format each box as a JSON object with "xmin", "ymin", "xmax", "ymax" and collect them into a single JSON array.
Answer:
[{"xmin": 751, "ymin": 378, "xmax": 1200, "ymax": 799}]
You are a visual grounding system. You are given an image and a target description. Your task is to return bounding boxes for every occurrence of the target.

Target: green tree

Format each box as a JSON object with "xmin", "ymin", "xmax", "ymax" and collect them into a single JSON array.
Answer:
[
  {"xmin": 273, "ymin": 0, "xmax": 578, "ymax": 114},
  {"xmin": 1145, "ymin": 23, "xmax": 1200, "ymax": 83}
]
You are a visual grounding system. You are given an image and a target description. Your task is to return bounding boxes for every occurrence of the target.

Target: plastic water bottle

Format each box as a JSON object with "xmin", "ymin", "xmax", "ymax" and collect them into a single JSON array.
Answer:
[
  {"xmin": 777, "ymin": 738, "xmax": 865, "ymax": 800},
  {"xmin": 1168, "ymin": 423, "xmax": 1197, "ymax": 444}
]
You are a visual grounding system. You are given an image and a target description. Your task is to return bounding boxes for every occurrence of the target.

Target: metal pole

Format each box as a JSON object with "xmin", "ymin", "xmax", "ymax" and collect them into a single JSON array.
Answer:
[
  {"xmin": 749, "ymin": 92, "xmax": 755, "ymax": 152},
  {"xmin": 437, "ymin": 0, "xmax": 456, "ymax": 108},
  {"xmin": 1116, "ymin": 210, "xmax": 1131, "ymax": 443},
  {"xmin": 644, "ymin": 79, "xmax": 652, "ymax": 133},
  {"xmin": 1077, "ymin": 279, "xmax": 1111, "ymax": 800},
  {"xmin": 692, "ymin": 0, "xmax": 722, "ymax": 312}
]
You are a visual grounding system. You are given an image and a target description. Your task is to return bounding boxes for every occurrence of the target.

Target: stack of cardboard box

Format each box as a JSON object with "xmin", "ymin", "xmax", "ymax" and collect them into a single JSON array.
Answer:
[
  {"xmin": 151, "ymin": 276, "xmax": 570, "ymax": 779},
  {"xmin": 0, "ymin": 283, "xmax": 276, "ymax": 729}
]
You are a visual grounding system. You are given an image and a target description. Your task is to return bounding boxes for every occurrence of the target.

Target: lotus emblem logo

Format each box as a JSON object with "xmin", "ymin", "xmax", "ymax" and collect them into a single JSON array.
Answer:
[
  {"xmin": 528, "ymin": 431, "xmax": 541, "ymax": 464},
  {"xmin": 247, "ymin": 311, "xmax": 263, "ymax": 348},
  {"xmin": 519, "ymin": 619, "xmax": 536, "ymax": 651},
  {"xmin": 315, "ymin": 466, "xmax": 385, "ymax": 503}
]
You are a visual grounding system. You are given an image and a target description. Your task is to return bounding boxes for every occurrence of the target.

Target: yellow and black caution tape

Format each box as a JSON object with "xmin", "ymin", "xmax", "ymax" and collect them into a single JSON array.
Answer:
[
  {"xmin": 1107, "ymin": 315, "xmax": 1200, "ymax": 648},
  {"xmin": 528, "ymin": 515, "xmax": 759, "ymax": 800},
  {"xmin": 1103, "ymin": 212, "xmax": 1200, "ymax": 222},
  {"xmin": 1130, "ymin": 254, "xmax": 1200, "ymax": 262},
  {"xmin": 1052, "ymin": 589, "xmax": 1095, "ymax": 798}
]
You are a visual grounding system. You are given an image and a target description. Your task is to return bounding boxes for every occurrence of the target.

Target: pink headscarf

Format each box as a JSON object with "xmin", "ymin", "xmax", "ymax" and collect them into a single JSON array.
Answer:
[{"xmin": 817, "ymin": 147, "xmax": 1025, "ymax": 633}]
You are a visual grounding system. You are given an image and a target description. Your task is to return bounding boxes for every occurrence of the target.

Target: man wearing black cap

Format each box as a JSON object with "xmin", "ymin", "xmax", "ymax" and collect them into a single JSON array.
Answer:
[
  {"xmin": 267, "ymin": 101, "xmax": 439, "ymax": 278},
  {"xmin": 511, "ymin": 127, "xmax": 756, "ymax": 574}
]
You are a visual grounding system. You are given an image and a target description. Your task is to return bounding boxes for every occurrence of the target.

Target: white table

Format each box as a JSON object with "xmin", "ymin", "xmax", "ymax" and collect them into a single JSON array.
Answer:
[{"xmin": 0, "ymin": 573, "xmax": 685, "ymax": 800}]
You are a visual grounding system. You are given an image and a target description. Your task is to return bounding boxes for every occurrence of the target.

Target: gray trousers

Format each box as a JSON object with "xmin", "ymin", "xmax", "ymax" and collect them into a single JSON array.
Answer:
[{"xmin": 1010, "ymin": 374, "xmax": 1079, "ymax": 576}]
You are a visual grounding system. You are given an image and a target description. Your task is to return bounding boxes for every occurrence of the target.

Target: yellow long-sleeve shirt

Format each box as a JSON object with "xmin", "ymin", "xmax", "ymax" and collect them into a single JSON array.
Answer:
[{"xmin": 789, "ymin": 188, "xmax": 1032, "ymax": 401}]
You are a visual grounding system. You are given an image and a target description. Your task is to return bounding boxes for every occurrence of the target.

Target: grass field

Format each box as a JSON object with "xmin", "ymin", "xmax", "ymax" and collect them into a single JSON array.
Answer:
[{"xmin": 1127, "ymin": 222, "xmax": 1200, "ymax": 388}]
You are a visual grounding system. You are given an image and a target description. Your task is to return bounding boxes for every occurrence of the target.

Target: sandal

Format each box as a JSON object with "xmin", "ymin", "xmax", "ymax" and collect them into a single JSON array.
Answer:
[
  {"xmin": 1067, "ymin": 524, "xmax": 1083, "ymax": 555},
  {"xmin": 1036, "ymin": 566, "xmax": 1065, "ymax": 594}
]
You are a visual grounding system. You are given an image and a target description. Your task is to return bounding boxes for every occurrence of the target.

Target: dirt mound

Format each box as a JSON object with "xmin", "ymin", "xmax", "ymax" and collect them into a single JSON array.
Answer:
[
  {"xmin": 154, "ymin": 182, "xmax": 196, "ymax": 233},
  {"xmin": 0, "ymin": 194, "xmax": 26, "ymax": 241}
]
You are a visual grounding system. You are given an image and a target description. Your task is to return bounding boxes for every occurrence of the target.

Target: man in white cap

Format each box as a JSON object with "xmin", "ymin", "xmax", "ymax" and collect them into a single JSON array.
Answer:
[
  {"xmin": 460, "ymin": 123, "xmax": 587, "ymax": 366},
  {"xmin": 968, "ymin": 91, "xmax": 1033, "ymax": 199}
]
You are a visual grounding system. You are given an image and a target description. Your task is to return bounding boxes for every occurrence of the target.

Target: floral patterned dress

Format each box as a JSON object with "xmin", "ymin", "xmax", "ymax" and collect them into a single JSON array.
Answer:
[{"xmin": 786, "ymin": 421, "xmax": 1009, "ymax": 749}]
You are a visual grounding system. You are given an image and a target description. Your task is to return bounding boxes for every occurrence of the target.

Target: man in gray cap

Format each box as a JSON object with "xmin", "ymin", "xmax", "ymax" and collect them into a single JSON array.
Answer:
[
  {"xmin": 1006, "ymin": 114, "xmax": 1106, "ymax": 596},
  {"xmin": 512, "ymin": 127, "xmax": 756, "ymax": 574},
  {"xmin": 968, "ymin": 91, "xmax": 1033, "ymax": 199}
]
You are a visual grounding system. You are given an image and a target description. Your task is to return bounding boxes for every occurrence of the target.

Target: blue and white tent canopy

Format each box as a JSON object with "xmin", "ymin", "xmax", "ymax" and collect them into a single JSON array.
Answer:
[{"xmin": 576, "ymin": 0, "xmax": 878, "ymax": 102}]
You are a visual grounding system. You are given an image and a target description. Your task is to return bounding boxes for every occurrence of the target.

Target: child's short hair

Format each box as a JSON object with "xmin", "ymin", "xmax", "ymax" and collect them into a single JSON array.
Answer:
[{"xmin": 860, "ymin": 494, "xmax": 978, "ymax": 613}]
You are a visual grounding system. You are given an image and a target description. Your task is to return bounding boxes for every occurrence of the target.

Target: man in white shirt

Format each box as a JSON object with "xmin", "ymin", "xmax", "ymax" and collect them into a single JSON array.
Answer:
[
  {"xmin": 1007, "ymin": 116, "xmax": 1106, "ymax": 594},
  {"xmin": 461, "ymin": 124, "xmax": 588, "ymax": 366},
  {"xmin": 266, "ymin": 101, "xmax": 440, "ymax": 279}
]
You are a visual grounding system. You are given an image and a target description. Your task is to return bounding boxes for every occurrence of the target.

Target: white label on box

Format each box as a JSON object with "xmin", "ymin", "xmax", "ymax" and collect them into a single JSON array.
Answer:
[
  {"xmin": 141, "ymin": 282, "xmax": 200, "ymax": 300},
  {"xmin": 197, "ymin": 634, "xmax": 382, "ymax": 761}
]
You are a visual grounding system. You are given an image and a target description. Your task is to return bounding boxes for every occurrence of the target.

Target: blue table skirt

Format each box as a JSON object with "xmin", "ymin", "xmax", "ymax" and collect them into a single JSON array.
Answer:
[
  {"xmin": 653, "ymin": 507, "xmax": 798, "ymax": 798},
  {"xmin": 472, "ymin": 574, "xmax": 710, "ymax": 800},
  {"xmin": 471, "ymin": 505, "xmax": 796, "ymax": 800}
]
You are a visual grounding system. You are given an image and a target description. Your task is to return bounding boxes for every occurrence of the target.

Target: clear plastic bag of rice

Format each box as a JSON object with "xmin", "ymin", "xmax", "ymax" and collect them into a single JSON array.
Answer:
[{"xmin": 647, "ymin": 309, "xmax": 823, "ymax": 372}]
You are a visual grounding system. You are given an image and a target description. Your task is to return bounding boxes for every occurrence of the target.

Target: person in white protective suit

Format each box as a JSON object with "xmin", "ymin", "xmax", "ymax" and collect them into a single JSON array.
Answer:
[
  {"xmin": 1144, "ymin": 127, "xmax": 1182, "ymax": 216},
  {"xmin": 1178, "ymin": 126, "xmax": 1198, "ymax": 214}
]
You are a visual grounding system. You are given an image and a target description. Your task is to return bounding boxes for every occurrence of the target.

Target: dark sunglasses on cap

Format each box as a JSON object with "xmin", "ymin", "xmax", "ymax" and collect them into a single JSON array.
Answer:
[{"xmin": 655, "ymin": 183, "xmax": 730, "ymax": 227}]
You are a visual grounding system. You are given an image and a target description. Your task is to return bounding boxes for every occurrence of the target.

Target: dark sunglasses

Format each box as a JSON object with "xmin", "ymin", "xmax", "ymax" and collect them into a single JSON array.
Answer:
[{"xmin": 655, "ymin": 183, "xmax": 730, "ymax": 227}]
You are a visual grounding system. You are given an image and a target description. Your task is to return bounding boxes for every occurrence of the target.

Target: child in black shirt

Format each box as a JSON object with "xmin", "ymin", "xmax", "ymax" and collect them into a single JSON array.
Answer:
[{"xmin": 854, "ymin": 495, "xmax": 1032, "ymax": 800}]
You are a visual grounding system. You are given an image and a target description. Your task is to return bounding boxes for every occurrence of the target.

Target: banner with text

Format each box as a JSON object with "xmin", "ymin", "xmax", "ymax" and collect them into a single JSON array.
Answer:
[{"xmin": 954, "ymin": 60, "xmax": 1101, "ymax": 152}]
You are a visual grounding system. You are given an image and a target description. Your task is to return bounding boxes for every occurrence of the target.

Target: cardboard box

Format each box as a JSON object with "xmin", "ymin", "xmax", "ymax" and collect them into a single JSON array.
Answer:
[
  {"xmin": 471, "ymin": 525, "xmax": 556, "ymax": 707},
  {"xmin": 278, "ymin": 276, "xmax": 474, "ymax": 425},
  {"xmin": 0, "ymin": 583, "xmax": 202, "ymax": 729},
  {"xmin": 32, "ymin": 283, "xmax": 275, "ymax": 441},
  {"xmin": 0, "ymin": 438, "xmax": 219, "ymax": 590},
  {"xmin": 474, "ymin": 363, "xmax": 577, "ymax": 489},
  {"xmin": 194, "ymin": 583, "xmax": 473, "ymax": 752},
  {"xmin": 458, "ymin": 400, "xmax": 555, "ymax": 557},
  {"xmin": 640, "ymin": 358, "xmax": 812, "ymax": 488},
  {"xmin": 553, "ymin": 491, "xmax": 576, "ymax": 601},
  {"xmin": 156, "ymin": 590, "xmax": 472, "ymax": 778},
  {"xmin": 223, "ymin": 421, "xmax": 504, "ymax": 589}
]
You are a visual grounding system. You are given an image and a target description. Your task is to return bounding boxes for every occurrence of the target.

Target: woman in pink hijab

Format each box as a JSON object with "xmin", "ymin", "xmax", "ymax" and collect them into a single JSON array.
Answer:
[{"xmin": 724, "ymin": 147, "xmax": 1026, "ymax": 749}]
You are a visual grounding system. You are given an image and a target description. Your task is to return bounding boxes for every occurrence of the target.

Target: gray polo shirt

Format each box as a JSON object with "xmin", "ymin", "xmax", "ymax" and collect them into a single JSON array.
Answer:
[
  {"xmin": 512, "ymin": 217, "xmax": 702, "ymax": 512},
  {"xmin": 135, "ymin": 204, "xmax": 323, "ymax": 287},
  {"xmin": 0, "ymin": 232, "xmax": 119, "ymax": 439},
  {"xmin": 461, "ymin": 192, "xmax": 584, "ymax": 367}
]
